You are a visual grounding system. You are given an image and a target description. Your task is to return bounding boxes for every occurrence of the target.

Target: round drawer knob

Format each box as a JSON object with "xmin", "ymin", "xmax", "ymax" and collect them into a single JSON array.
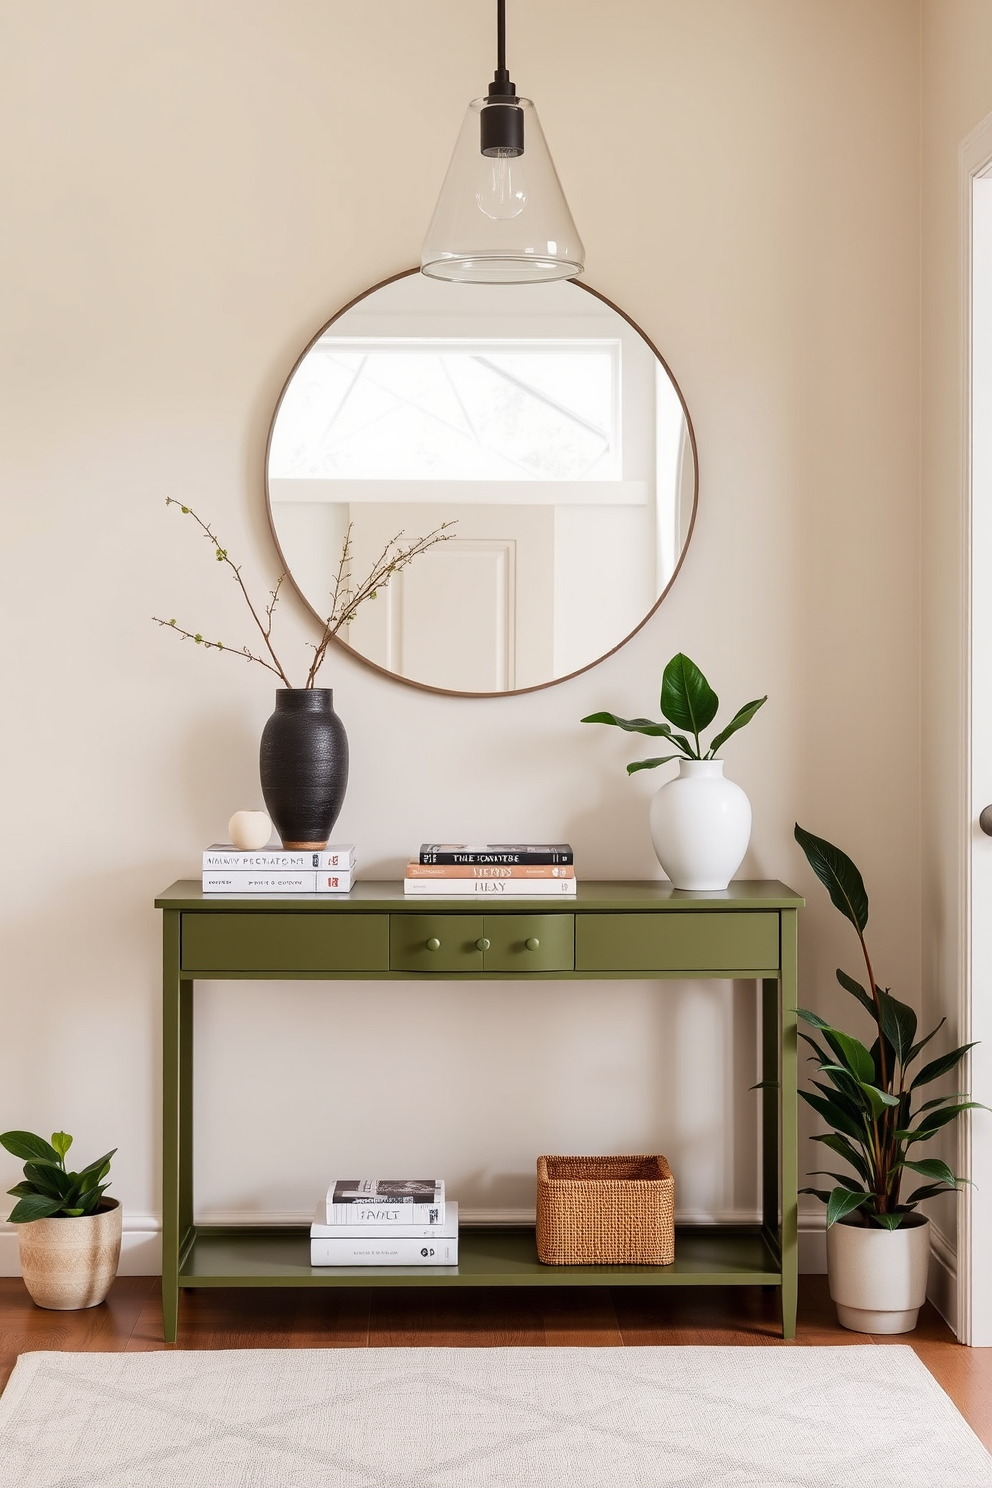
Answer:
[
  {"xmin": 525, "ymin": 937, "xmax": 541, "ymax": 951},
  {"xmin": 426, "ymin": 937, "xmax": 441, "ymax": 952},
  {"xmin": 476, "ymin": 937, "xmax": 491, "ymax": 951}
]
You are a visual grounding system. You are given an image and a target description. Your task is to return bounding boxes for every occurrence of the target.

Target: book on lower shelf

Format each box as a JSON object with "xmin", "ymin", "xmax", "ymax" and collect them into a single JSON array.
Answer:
[
  {"xmin": 201, "ymin": 843, "xmax": 356, "ymax": 894},
  {"xmin": 310, "ymin": 1200, "xmax": 458, "ymax": 1264},
  {"xmin": 324, "ymin": 1178, "xmax": 444, "ymax": 1225}
]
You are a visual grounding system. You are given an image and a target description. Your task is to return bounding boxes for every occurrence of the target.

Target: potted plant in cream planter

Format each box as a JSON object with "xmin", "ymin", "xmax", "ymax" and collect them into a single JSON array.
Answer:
[
  {"xmin": 792, "ymin": 825, "xmax": 984, "ymax": 1332},
  {"xmin": 2, "ymin": 1130, "xmax": 120, "ymax": 1309},
  {"xmin": 582, "ymin": 653, "xmax": 767, "ymax": 889}
]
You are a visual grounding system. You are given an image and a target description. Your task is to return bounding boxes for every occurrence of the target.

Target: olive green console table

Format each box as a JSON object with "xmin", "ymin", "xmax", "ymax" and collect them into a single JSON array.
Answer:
[{"xmin": 156, "ymin": 879, "xmax": 802, "ymax": 1342}]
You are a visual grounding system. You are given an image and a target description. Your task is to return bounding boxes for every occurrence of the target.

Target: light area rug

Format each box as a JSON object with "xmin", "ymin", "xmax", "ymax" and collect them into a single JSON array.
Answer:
[{"xmin": 0, "ymin": 1345, "xmax": 990, "ymax": 1488}]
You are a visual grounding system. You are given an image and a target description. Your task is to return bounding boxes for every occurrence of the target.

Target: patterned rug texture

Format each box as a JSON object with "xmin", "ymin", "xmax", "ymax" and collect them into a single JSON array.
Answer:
[{"xmin": 0, "ymin": 1344, "xmax": 990, "ymax": 1488}]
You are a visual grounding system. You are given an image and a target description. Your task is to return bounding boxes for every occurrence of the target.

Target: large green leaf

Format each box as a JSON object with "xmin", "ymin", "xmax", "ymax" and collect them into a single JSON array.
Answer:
[
  {"xmin": 799, "ymin": 1089, "xmax": 866, "ymax": 1142},
  {"xmin": 708, "ymin": 696, "xmax": 767, "ymax": 756},
  {"xmin": 876, "ymin": 991, "xmax": 917, "ymax": 1068},
  {"xmin": 811, "ymin": 1132, "xmax": 872, "ymax": 1182},
  {"xmin": 793, "ymin": 825, "xmax": 869, "ymax": 933},
  {"xmin": 872, "ymin": 1211, "xmax": 909, "ymax": 1231},
  {"xmin": 910, "ymin": 1043, "xmax": 977, "ymax": 1090},
  {"xmin": 869, "ymin": 1035, "xmax": 896, "ymax": 1090},
  {"xmin": 660, "ymin": 654, "xmax": 719, "ymax": 736},
  {"xmin": 857, "ymin": 1081, "xmax": 901, "ymax": 1121},
  {"xmin": 0, "ymin": 1131, "xmax": 60, "ymax": 1165},
  {"xmin": 905, "ymin": 1182, "xmax": 956, "ymax": 1204},
  {"xmin": 581, "ymin": 712, "xmax": 675, "ymax": 737},
  {"xmin": 809, "ymin": 1170, "xmax": 864, "ymax": 1192},
  {"xmin": 836, "ymin": 969, "xmax": 877, "ymax": 1019},
  {"xmin": 76, "ymin": 1151, "xmax": 116, "ymax": 1185},
  {"xmin": 626, "ymin": 755, "xmax": 682, "ymax": 775},
  {"xmin": 907, "ymin": 1018, "xmax": 946, "ymax": 1066},
  {"xmin": 796, "ymin": 1007, "xmax": 832, "ymax": 1030},
  {"xmin": 23, "ymin": 1162, "xmax": 71, "ymax": 1199},
  {"xmin": 826, "ymin": 1187, "xmax": 871, "ymax": 1226},
  {"xmin": 822, "ymin": 1029, "xmax": 876, "ymax": 1084},
  {"xmin": 899, "ymin": 1157, "xmax": 960, "ymax": 1185},
  {"xmin": 7, "ymin": 1194, "xmax": 65, "ymax": 1223},
  {"xmin": 906, "ymin": 1102, "xmax": 986, "ymax": 1139}
]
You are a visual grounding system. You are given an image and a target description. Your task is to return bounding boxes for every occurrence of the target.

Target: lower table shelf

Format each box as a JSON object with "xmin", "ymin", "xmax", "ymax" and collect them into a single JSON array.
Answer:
[{"xmin": 178, "ymin": 1225, "xmax": 783, "ymax": 1289}]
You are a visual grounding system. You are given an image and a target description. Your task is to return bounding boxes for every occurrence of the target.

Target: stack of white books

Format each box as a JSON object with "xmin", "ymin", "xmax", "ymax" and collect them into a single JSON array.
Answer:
[
  {"xmin": 404, "ymin": 844, "xmax": 576, "ymax": 896},
  {"xmin": 201, "ymin": 844, "xmax": 356, "ymax": 894},
  {"xmin": 310, "ymin": 1179, "xmax": 457, "ymax": 1266}
]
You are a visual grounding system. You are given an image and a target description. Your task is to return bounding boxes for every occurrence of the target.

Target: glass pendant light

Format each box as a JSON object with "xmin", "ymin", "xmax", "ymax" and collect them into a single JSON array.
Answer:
[{"xmin": 421, "ymin": 0, "xmax": 584, "ymax": 283}]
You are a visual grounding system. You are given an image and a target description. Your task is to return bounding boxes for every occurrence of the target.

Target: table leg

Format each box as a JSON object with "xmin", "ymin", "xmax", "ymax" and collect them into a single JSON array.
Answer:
[
  {"xmin": 779, "ymin": 910, "xmax": 799, "ymax": 1339},
  {"xmin": 162, "ymin": 913, "xmax": 192, "ymax": 1343}
]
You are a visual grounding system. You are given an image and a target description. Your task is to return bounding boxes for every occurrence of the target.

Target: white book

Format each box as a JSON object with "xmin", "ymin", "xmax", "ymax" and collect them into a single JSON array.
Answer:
[
  {"xmin": 310, "ymin": 1201, "xmax": 458, "ymax": 1240},
  {"xmin": 202, "ymin": 870, "xmax": 354, "ymax": 894},
  {"xmin": 403, "ymin": 877, "xmax": 577, "ymax": 897},
  {"xmin": 202, "ymin": 844, "xmax": 356, "ymax": 870},
  {"xmin": 324, "ymin": 1178, "xmax": 443, "ymax": 1225},
  {"xmin": 310, "ymin": 1234, "xmax": 458, "ymax": 1266}
]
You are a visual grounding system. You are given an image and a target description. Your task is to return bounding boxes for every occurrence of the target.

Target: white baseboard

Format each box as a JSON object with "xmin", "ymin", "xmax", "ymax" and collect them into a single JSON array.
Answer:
[{"xmin": 927, "ymin": 1221, "xmax": 957, "ymax": 1332}]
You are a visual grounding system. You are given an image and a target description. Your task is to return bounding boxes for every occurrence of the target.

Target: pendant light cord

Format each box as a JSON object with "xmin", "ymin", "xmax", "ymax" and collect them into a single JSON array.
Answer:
[{"xmin": 490, "ymin": 0, "xmax": 514, "ymax": 94}]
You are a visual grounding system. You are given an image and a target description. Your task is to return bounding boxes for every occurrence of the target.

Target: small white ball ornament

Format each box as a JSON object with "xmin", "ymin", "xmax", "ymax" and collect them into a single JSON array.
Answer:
[{"xmin": 228, "ymin": 810, "xmax": 273, "ymax": 851}]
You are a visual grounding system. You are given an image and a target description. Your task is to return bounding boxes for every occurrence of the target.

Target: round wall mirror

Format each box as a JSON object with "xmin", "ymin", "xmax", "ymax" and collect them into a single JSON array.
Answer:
[{"xmin": 265, "ymin": 270, "xmax": 697, "ymax": 697}]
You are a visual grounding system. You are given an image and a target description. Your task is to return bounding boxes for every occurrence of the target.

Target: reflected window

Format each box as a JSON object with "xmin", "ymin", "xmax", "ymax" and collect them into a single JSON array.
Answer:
[{"xmin": 269, "ymin": 341, "xmax": 619, "ymax": 483}]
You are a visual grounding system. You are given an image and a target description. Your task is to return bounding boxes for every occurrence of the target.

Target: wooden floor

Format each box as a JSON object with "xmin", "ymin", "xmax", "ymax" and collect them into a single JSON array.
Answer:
[{"xmin": 1, "ymin": 1276, "xmax": 989, "ymax": 1450}]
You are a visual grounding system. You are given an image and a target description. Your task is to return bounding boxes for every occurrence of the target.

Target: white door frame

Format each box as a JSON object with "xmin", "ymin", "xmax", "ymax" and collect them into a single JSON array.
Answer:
[{"xmin": 959, "ymin": 113, "xmax": 992, "ymax": 1347}]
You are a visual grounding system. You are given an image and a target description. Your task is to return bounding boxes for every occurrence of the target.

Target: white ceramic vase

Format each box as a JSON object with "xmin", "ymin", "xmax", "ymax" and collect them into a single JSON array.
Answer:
[
  {"xmin": 649, "ymin": 759, "xmax": 752, "ymax": 890},
  {"xmin": 17, "ymin": 1198, "xmax": 122, "ymax": 1310},
  {"xmin": 826, "ymin": 1214, "xmax": 931, "ymax": 1333}
]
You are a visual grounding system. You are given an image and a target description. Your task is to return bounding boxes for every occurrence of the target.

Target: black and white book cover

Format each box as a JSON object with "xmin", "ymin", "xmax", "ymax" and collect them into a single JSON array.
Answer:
[{"xmin": 326, "ymin": 1179, "xmax": 444, "ymax": 1205}]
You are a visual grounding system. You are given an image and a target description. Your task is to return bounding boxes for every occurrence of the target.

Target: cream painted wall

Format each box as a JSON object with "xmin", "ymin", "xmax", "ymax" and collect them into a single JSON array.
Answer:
[
  {"xmin": 0, "ymin": 2, "xmax": 921, "ymax": 1274},
  {"xmin": 921, "ymin": 1, "xmax": 992, "ymax": 1334}
]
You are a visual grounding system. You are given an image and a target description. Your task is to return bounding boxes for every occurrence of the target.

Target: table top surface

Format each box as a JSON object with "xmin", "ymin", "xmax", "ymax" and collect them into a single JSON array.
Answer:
[{"xmin": 156, "ymin": 879, "xmax": 804, "ymax": 912}]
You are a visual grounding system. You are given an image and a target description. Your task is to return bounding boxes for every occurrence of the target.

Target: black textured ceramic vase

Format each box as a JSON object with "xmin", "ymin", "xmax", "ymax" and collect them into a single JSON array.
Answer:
[{"xmin": 259, "ymin": 689, "xmax": 349, "ymax": 849}]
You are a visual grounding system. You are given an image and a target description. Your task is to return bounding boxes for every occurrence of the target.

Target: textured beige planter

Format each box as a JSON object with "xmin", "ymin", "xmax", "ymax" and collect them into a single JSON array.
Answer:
[
  {"xmin": 17, "ymin": 1198, "xmax": 122, "ymax": 1309},
  {"xmin": 827, "ymin": 1213, "xmax": 930, "ymax": 1334}
]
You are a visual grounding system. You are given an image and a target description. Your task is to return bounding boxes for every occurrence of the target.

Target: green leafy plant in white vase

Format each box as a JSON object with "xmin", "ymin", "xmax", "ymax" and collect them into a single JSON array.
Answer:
[{"xmin": 582, "ymin": 653, "xmax": 766, "ymax": 890}]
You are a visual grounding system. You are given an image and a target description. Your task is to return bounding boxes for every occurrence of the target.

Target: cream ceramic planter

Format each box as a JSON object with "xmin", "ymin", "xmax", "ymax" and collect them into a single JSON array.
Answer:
[
  {"xmin": 826, "ymin": 1214, "xmax": 930, "ymax": 1333},
  {"xmin": 17, "ymin": 1198, "xmax": 122, "ymax": 1310},
  {"xmin": 649, "ymin": 759, "xmax": 752, "ymax": 891}
]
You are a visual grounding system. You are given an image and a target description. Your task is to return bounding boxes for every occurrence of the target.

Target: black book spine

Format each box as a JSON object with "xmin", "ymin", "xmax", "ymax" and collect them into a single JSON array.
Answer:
[{"xmin": 419, "ymin": 850, "xmax": 573, "ymax": 865}]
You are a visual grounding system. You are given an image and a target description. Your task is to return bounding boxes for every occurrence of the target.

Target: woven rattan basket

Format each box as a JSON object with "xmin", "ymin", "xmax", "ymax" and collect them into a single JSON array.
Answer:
[{"xmin": 536, "ymin": 1155, "xmax": 675, "ymax": 1265}]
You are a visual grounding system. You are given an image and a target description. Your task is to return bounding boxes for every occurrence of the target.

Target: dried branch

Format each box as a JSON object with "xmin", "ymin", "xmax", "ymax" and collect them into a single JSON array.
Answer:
[
  {"xmin": 150, "ymin": 617, "xmax": 286, "ymax": 679},
  {"xmin": 161, "ymin": 499, "xmax": 294, "ymax": 686},
  {"xmin": 305, "ymin": 522, "xmax": 455, "ymax": 687},
  {"xmin": 155, "ymin": 500, "xmax": 456, "ymax": 689}
]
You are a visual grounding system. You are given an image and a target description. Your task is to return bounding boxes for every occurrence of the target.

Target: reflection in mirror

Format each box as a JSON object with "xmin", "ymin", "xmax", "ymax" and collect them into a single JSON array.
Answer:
[{"xmin": 266, "ymin": 272, "xmax": 696, "ymax": 696}]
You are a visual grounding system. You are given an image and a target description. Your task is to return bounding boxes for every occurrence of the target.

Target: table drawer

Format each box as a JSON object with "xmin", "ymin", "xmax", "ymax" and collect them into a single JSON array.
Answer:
[
  {"xmin": 390, "ymin": 915, "xmax": 485, "ymax": 973},
  {"xmin": 390, "ymin": 914, "xmax": 575, "ymax": 973},
  {"xmin": 181, "ymin": 913, "xmax": 389, "ymax": 972},
  {"xmin": 574, "ymin": 911, "xmax": 779, "ymax": 973},
  {"xmin": 482, "ymin": 914, "xmax": 574, "ymax": 972}
]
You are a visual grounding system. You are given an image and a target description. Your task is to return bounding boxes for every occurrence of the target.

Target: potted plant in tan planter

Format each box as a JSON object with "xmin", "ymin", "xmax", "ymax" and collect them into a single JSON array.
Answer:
[
  {"xmin": 1, "ymin": 1129, "xmax": 120, "ymax": 1309},
  {"xmin": 792, "ymin": 826, "xmax": 984, "ymax": 1332}
]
